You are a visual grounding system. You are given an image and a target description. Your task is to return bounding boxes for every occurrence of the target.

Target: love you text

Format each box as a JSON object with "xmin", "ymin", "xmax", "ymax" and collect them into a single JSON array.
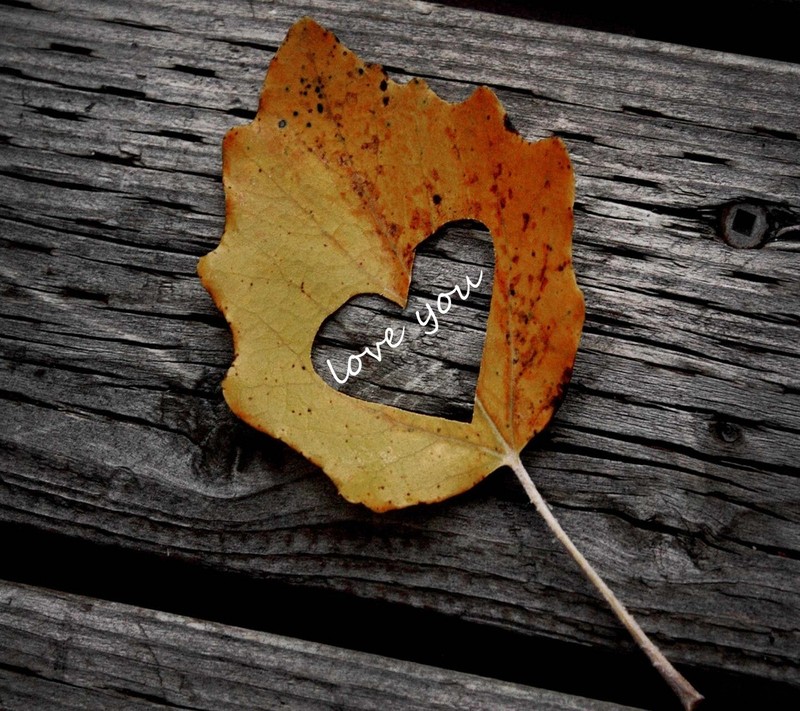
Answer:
[{"xmin": 326, "ymin": 270, "xmax": 484, "ymax": 385}]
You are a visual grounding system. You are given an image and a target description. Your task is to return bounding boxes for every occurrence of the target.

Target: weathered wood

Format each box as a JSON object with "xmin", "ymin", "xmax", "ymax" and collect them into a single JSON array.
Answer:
[
  {"xmin": 1, "ymin": 0, "xmax": 799, "ymax": 704},
  {"xmin": 0, "ymin": 580, "xmax": 643, "ymax": 711}
]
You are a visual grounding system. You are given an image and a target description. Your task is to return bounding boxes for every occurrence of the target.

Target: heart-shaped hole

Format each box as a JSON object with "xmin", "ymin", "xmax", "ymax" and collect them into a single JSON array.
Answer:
[{"xmin": 312, "ymin": 220, "xmax": 495, "ymax": 422}]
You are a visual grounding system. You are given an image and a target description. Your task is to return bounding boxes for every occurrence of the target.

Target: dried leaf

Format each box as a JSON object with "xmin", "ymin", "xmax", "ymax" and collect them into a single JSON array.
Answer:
[
  {"xmin": 199, "ymin": 19, "xmax": 703, "ymax": 709},
  {"xmin": 198, "ymin": 17, "xmax": 583, "ymax": 511}
]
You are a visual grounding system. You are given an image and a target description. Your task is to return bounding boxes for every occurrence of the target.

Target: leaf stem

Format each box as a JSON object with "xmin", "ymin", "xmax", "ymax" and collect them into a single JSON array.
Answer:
[{"xmin": 506, "ymin": 453, "xmax": 703, "ymax": 711}]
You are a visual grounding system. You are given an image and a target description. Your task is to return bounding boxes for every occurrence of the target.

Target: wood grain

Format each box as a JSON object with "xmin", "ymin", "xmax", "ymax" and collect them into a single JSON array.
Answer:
[
  {"xmin": 0, "ymin": 580, "xmax": 642, "ymax": 710},
  {"xmin": 1, "ymin": 0, "xmax": 799, "ymax": 702}
]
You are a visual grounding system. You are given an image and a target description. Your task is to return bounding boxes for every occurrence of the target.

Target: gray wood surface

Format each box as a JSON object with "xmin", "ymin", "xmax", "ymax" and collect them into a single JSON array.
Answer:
[
  {"xmin": 1, "ymin": 0, "xmax": 799, "ymax": 704},
  {"xmin": 0, "ymin": 580, "xmax": 642, "ymax": 711}
]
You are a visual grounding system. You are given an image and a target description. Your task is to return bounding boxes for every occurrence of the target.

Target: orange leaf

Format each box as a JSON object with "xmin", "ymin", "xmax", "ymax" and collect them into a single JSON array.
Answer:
[
  {"xmin": 198, "ymin": 22, "xmax": 706, "ymax": 708},
  {"xmin": 198, "ymin": 17, "xmax": 584, "ymax": 511}
]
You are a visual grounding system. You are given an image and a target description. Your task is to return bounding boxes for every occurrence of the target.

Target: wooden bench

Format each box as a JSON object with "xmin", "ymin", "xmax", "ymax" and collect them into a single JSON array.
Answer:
[{"xmin": 2, "ymin": 1, "xmax": 798, "ymax": 709}]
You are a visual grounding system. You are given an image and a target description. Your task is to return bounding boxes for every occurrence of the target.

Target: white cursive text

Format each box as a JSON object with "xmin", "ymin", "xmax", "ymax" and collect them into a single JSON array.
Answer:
[{"xmin": 326, "ymin": 269, "xmax": 483, "ymax": 385}]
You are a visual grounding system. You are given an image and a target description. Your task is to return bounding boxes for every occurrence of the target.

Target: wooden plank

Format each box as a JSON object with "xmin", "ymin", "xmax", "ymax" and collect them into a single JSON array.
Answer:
[
  {"xmin": 0, "ymin": 580, "xmax": 643, "ymax": 711},
  {"xmin": 1, "ymin": 0, "xmax": 798, "ymax": 695}
]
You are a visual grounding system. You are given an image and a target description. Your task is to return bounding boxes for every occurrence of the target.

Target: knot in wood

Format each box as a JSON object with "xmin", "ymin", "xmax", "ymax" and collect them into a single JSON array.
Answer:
[
  {"xmin": 720, "ymin": 202, "xmax": 769, "ymax": 248},
  {"xmin": 712, "ymin": 418, "xmax": 741, "ymax": 444}
]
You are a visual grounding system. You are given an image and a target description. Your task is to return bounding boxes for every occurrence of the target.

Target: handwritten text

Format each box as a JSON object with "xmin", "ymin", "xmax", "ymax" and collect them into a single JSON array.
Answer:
[{"xmin": 326, "ymin": 270, "xmax": 483, "ymax": 385}]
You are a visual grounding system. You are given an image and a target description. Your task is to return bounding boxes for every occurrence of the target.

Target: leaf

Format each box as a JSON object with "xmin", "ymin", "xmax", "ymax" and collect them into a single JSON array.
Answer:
[
  {"xmin": 198, "ymin": 17, "xmax": 583, "ymax": 512},
  {"xmin": 199, "ymin": 18, "xmax": 704, "ymax": 710}
]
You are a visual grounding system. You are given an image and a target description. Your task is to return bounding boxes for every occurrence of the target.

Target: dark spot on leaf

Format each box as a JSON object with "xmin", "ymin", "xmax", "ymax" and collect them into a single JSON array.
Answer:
[
  {"xmin": 278, "ymin": 119, "xmax": 286, "ymax": 128},
  {"xmin": 547, "ymin": 366, "xmax": 575, "ymax": 414},
  {"xmin": 432, "ymin": 194, "xmax": 441, "ymax": 205},
  {"xmin": 382, "ymin": 96, "xmax": 389, "ymax": 106},
  {"xmin": 380, "ymin": 79, "xmax": 387, "ymax": 91},
  {"xmin": 317, "ymin": 103, "xmax": 323, "ymax": 113}
]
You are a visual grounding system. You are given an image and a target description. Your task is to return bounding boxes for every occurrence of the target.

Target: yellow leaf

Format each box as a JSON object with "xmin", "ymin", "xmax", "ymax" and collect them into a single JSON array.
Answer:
[
  {"xmin": 198, "ymin": 17, "xmax": 584, "ymax": 511},
  {"xmin": 198, "ymin": 21, "xmax": 705, "ymax": 708}
]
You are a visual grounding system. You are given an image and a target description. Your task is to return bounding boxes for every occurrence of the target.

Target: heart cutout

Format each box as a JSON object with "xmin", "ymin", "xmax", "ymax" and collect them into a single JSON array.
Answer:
[
  {"xmin": 312, "ymin": 220, "xmax": 494, "ymax": 422},
  {"xmin": 198, "ymin": 17, "xmax": 583, "ymax": 510}
]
